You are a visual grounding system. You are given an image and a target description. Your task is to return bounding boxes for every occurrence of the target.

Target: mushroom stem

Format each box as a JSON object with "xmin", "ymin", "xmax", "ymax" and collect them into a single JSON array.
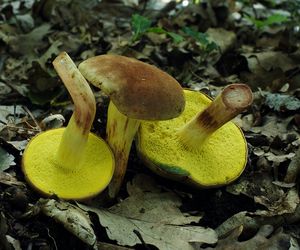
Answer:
[
  {"xmin": 177, "ymin": 84, "xmax": 253, "ymax": 151},
  {"xmin": 106, "ymin": 101, "xmax": 140, "ymax": 198},
  {"xmin": 52, "ymin": 52, "xmax": 96, "ymax": 169}
]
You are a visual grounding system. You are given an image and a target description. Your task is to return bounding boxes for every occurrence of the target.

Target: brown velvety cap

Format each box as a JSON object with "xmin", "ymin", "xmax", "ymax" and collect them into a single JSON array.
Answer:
[{"xmin": 78, "ymin": 55, "xmax": 185, "ymax": 120}]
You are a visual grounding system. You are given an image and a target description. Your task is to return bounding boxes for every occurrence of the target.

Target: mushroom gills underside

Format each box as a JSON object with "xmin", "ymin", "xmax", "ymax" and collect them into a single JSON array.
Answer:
[
  {"xmin": 137, "ymin": 90, "xmax": 247, "ymax": 187},
  {"xmin": 22, "ymin": 128, "xmax": 114, "ymax": 200}
]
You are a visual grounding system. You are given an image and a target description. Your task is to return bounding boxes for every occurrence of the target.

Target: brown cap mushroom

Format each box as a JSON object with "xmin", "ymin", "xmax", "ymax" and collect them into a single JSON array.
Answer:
[
  {"xmin": 79, "ymin": 55, "xmax": 185, "ymax": 197},
  {"xmin": 78, "ymin": 55, "xmax": 184, "ymax": 120}
]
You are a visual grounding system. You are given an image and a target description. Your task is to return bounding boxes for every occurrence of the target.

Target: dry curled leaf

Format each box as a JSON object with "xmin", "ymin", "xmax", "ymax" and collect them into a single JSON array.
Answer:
[
  {"xmin": 227, "ymin": 174, "xmax": 299, "ymax": 217},
  {"xmin": 204, "ymin": 225, "xmax": 296, "ymax": 250},
  {"xmin": 79, "ymin": 204, "xmax": 217, "ymax": 250},
  {"xmin": 0, "ymin": 147, "xmax": 15, "ymax": 171},
  {"xmin": 78, "ymin": 175, "xmax": 217, "ymax": 250},
  {"xmin": 264, "ymin": 92, "xmax": 300, "ymax": 112},
  {"xmin": 8, "ymin": 24, "xmax": 52, "ymax": 58},
  {"xmin": 109, "ymin": 174, "xmax": 202, "ymax": 225},
  {"xmin": 39, "ymin": 199, "xmax": 97, "ymax": 248},
  {"xmin": 0, "ymin": 172, "xmax": 25, "ymax": 187}
]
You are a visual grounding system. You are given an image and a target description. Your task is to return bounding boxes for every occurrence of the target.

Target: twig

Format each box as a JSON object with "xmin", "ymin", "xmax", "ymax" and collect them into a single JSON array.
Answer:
[
  {"xmin": 22, "ymin": 106, "xmax": 42, "ymax": 132},
  {"xmin": 3, "ymin": 124, "xmax": 40, "ymax": 132},
  {"xmin": 133, "ymin": 229, "xmax": 151, "ymax": 250},
  {"xmin": 97, "ymin": 241, "xmax": 133, "ymax": 250}
]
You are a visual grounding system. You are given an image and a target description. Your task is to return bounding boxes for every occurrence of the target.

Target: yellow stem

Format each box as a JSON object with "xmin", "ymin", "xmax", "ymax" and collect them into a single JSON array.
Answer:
[
  {"xmin": 52, "ymin": 52, "xmax": 96, "ymax": 169},
  {"xmin": 177, "ymin": 84, "xmax": 253, "ymax": 151},
  {"xmin": 106, "ymin": 102, "xmax": 140, "ymax": 198}
]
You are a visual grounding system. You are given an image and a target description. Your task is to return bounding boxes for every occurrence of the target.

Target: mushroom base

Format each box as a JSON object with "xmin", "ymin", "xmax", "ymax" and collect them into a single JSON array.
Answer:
[
  {"xmin": 137, "ymin": 90, "xmax": 247, "ymax": 188},
  {"xmin": 22, "ymin": 128, "xmax": 114, "ymax": 200}
]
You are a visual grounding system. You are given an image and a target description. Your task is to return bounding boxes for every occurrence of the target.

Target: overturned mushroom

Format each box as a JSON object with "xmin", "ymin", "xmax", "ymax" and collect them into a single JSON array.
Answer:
[
  {"xmin": 22, "ymin": 52, "xmax": 115, "ymax": 200},
  {"xmin": 137, "ymin": 84, "xmax": 253, "ymax": 187},
  {"xmin": 78, "ymin": 55, "xmax": 185, "ymax": 197}
]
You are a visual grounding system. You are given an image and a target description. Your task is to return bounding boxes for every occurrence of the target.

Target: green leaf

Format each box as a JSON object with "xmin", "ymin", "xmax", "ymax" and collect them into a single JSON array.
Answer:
[
  {"xmin": 205, "ymin": 41, "xmax": 219, "ymax": 53},
  {"xmin": 265, "ymin": 13, "xmax": 289, "ymax": 26},
  {"xmin": 247, "ymin": 14, "xmax": 289, "ymax": 29},
  {"xmin": 147, "ymin": 28, "xmax": 184, "ymax": 43},
  {"xmin": 246, "ymin": 16, "xmax": 265, "ymax": 29},
  {"xmin": 265, "ymin": 93, "xmax": 300, "ymax": 111},
  {"xmin": 182, "ymin": 27, "xmax": 209, "ymax": 45},
  {"xmin": 0, "ymin": 147, "xmax": 15, "ymax": 172},
  {"xmin": 182, "ymin": 27, "xmax": 218, "ymax": 53},
  {"xmin": 166, "ymin": 32, "xmax": 184, "ymax": 43},
  {"xmin": 131, "ymin": 14, "xmax": 152, "ymax": 42},
  {"xmin": 131, "ymin": 14, "xmax": 184, "ymax": 44},
  {"xmin": 147, "ymin": 27, "xmax": 165, "ymax": 34}
]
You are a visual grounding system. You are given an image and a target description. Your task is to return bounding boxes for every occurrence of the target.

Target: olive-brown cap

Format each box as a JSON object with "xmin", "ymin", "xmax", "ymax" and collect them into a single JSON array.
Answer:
[{"xmin": 78, "ymin": 55, "xmax": 185, "ymax": 120}]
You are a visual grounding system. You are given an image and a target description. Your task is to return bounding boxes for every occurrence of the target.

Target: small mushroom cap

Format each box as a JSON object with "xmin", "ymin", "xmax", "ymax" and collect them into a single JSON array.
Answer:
[
  {"xmin": 137, "ymin": 90, "xmax": 247, "ymax": 187},
  {"xmin": 78, "ymin": 55, "xmax": 185, "ymax": 120},
  {"xmin": 22, "ymin": 128, "xmax": 115, "ymax": 200}
]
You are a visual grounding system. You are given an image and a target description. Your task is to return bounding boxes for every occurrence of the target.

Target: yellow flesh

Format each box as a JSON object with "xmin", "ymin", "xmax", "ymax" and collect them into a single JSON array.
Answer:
[
  {"xmin": 138, "ymin": 90, "xmax": 247, "ymax": 187},
  {"xmin": 23, "ymin": 128, "xmax": 114, "ymax": 200}
]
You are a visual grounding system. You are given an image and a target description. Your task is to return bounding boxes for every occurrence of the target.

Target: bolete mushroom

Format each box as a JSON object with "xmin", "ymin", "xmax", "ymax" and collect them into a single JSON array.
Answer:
[
  {"xmin": 22, "ymin": 52, "xmax": 115, "ymax": 200},
  {"xmin": 137, "ymin": 84, "xmax": 253, "ymax": 187},
  {"xmin": 78, "ymin": 55, "xmax": 185, "ymax": 197}
]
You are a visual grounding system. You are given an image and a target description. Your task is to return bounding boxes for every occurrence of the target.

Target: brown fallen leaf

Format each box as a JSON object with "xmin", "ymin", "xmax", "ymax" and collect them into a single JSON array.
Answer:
[
  {"xmin": 203, "ymin": 225, "xmax": 296, "ymax": 250},
  {"xmin": 0, "ymin": 212, "xmax": 13, "ymax": 250},
  {"xmin": 206, "ymin": 28, "xmax": 236, "ymax": 54},
  {"xmin": 78, "ymin": 174, "xmax": 217, "ymax": 250},
  {"xmin": 39, "ymin": 199, "xmax": 97, "ymax": 248},
  {"xmin": 284, "ymin": 147, "xmax": 300, "ymax": 183},
  {"xmin": 79, "ymin": 204, "xmax": 217, "ymax": 250},
  {"xmin": 250, "ymin": 114, "xmax": 296, "ymax": 139},
  {"xmin": 0, "ymin": 147, "xmax": 15, "ymax": 171},
  {"xmin": 227, "ymin": 174, "xmax": 299, "ymax": 217},
  {"xmin": 8, "ymin": 24, "xmax": 52, "ymax": 58},
  {"xmin": 0, "ymin": 172, "xmax": 25, "ymax": 187},
  {"xmin": 108, "ymin": 174, "xmax": 202, "ymax": 225}
]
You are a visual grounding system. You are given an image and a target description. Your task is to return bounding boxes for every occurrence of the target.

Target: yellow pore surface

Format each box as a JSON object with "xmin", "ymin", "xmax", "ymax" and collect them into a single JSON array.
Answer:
[
  {"xmin": 22, "ymin": 128, "xmax": 114, "ymax": 200},
  {"xmin": 138, "ymin": 90, "xmax": 247, "ymax": 187}
]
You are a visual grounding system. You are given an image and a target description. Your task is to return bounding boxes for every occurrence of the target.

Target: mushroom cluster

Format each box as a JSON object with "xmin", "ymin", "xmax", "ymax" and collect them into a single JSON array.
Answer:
[{"xmin": 22, "ymin": 51, "xmax": 252, "ymax": 200}]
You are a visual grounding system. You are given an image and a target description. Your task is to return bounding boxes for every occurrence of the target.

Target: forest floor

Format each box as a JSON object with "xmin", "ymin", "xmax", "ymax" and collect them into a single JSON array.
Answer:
[{"xmin": 0, "ymin": 0, "xmax": 300, "ymax": 249}]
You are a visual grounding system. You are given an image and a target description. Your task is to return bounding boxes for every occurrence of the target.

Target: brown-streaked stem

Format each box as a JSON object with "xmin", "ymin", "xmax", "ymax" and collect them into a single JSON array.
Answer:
[
  {"xmin": 177, "ymin": 84, "xmax": 253, "ymax": 151},
  {"xmin": 53, "ymin": 52, "xmax": 96, "ymax": 169},
  {"xmin": 106, "ymin": 102, "xmax": 140, "ymax": 198}
]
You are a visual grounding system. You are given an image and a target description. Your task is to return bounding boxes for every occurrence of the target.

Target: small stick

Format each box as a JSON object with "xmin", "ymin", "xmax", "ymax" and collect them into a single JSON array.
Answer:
[
  {"xmin": 22, "ymin": 106, "xmax": 42, "ymax": 132},
  {"xmin": 133, "ymin": 229, "xmax": 151, "ymax": 250}
]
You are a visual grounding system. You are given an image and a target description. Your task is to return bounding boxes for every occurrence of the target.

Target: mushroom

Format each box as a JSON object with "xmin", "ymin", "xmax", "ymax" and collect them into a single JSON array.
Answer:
[
  {"xmin": 22, "ymin": 52, "xmax": 115, "ymax": 200},
  {"xmin": 137, "ymin": 84, "xmax": 253, "ymax": 187},
  {"xmin": 78, "ymin": 55, "xmax": 185, "ymax": 197}
]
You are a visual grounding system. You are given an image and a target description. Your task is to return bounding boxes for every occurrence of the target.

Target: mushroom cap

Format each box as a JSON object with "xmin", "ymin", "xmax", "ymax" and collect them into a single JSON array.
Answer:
[
  {"xmin": 78, "ymin": 55, "xmax": 185, "ymax": 120},
  {"xmin": 22, "ymin": 128, "xmax": 115, "ymax": 200},
  {"xmin": 137, "ymin": 89, "xmax": 247, "ymax": 187}
]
